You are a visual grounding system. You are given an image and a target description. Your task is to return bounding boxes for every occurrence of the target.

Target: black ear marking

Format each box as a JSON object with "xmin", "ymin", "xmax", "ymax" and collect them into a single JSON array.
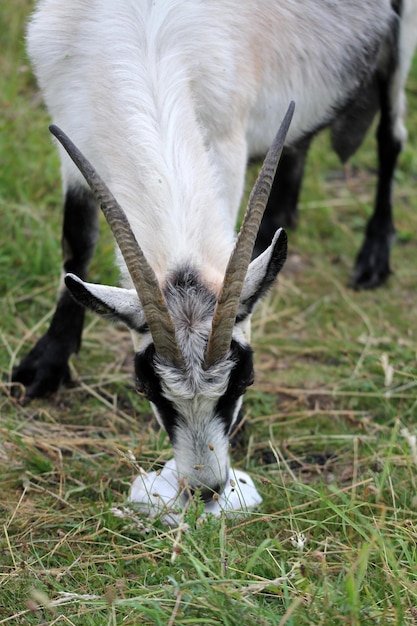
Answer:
[
  {"xmin": 65, "ymin": 274, "xmax": 149, "ymax": 332},
  {"xmin": 64, "ymin": 274, "xmax": 108, "ymax": 314}
]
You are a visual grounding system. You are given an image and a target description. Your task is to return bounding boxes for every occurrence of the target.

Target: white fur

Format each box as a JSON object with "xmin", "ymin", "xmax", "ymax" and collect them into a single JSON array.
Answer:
[
  {"xmin": 27, "ymin": 0, "xmax": 398, "ymax": 284},
  {"xmin": 129, "ymin": 458, "xmax": 263, "ymax": 526}
]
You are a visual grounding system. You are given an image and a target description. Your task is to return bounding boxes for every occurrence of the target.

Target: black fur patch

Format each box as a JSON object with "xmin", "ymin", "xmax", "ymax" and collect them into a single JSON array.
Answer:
[
  {"xmin": 62, "ymin": 186, "xmax": 99, "ymax": 276},
  {"xmin": 165, "ymin": 265, "xmax": 209, "ymax": 292},
  {"xmin": 215, "ymin": 341, "xmax": 254, "ymax": 433},
  {"xmin": 134, "ymin": 345, "xmax": 179, "ymax": 442},
  {"xmin": 391, "ymin": 0, "xmax": 402, "ymax": 17},
  {"xmin": 253, "ymin": 139, "xmax": 312, "ymax": 256}
]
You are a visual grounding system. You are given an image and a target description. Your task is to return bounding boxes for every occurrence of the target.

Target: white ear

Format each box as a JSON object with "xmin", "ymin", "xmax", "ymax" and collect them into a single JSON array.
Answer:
[
  {"xmin": 237, "ymin": 228, "xmax": 287, "ymax": 322},
  {"xmin": 65, "ymin": 273, "xmax": 147, "ymax": 331}
]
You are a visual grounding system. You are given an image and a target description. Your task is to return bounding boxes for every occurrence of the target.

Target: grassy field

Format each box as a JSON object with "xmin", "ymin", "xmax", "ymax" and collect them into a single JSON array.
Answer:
[{"xmin": 1, "ymin": 3, "xmax": 417, "ymax": 625}]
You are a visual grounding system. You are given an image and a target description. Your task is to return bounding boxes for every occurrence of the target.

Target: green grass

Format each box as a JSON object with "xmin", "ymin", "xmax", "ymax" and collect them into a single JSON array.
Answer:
[{"xmin": 1, "ymin": 3, "xmax": 417, "ymax": 625}]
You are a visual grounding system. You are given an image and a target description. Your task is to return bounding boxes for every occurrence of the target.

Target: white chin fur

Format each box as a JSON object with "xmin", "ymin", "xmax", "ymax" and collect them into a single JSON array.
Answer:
[{"xmin": 128, "ymin": 458, "xmax": 262, "ymax": 526}]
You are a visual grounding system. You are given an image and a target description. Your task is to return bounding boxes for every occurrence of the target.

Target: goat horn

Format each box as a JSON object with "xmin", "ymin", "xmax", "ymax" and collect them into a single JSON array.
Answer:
[
  {"xmin": 50, "ymin": 125, "xmax": 184, "ymax": 367},
  {"xmin": 204, "ymin": 101, "xmax": 295, "ymax": 369}
]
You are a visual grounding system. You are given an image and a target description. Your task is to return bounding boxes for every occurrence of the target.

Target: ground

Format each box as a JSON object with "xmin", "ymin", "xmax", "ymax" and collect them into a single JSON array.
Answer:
[{"xmin": 1, "ymin": 3, "xmax": 417, "ymax": 625}]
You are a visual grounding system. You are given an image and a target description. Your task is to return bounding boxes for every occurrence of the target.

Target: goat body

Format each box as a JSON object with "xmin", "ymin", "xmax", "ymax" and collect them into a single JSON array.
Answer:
[
  {"xmin": 13, "ymin": 0, "xmax": 417, "ymax": 499},
  {"xmin": 28, "ymin": 1, "xmax": 414, "ymax": 272},
  {"xmin": 253, "ymin": 1, "xmax": 417, "ymax": 287}
]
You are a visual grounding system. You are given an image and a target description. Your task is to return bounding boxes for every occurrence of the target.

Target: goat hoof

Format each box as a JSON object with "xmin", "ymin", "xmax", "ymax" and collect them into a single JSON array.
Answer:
[
  {"xmin": 11, "ymin": 335, "xmax": 72, "ymax": 401},
  {"xmin": 12, "ymin": 361, "xmax": 72, "ymax": 402},
  {"xmin": 352, "ymin": 230, "xmax": 394, "ymax": 289},
  {"xmin": 350, "ymin": 263, "xmax": 391, "ymax": 290}
]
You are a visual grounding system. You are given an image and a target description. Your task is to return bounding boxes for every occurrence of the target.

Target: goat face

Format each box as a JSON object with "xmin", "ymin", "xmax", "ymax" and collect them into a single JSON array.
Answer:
[
  {"xmin": 65, "ymin": 228, "xmax": 287, "ymax": 499},
  {"xmin": 134, "ymin": 276, "xmax": 254, "ymax": 500},
  {"xmin": 52, "ymin": 103, "xmax": 293, "ymax": 502},
  {"xmin": 137, "ymin": 349, "xmax": 252, "ymax": 500}
]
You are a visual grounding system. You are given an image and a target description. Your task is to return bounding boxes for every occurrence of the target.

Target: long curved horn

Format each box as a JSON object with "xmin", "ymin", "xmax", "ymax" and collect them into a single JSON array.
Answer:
[
  {"xmin": 50, "ymin": 125, "xmax": 183, "ymax": 367},
  {"xmin": 204, "ymin": 101, "xmax": 295, "ymax": 369}
]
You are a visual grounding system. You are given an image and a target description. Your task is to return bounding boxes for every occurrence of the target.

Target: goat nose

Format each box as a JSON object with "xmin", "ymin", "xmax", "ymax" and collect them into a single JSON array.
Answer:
[{"xmin": 186, "ymin": 483, "xmax": 222, "ymax": 503}]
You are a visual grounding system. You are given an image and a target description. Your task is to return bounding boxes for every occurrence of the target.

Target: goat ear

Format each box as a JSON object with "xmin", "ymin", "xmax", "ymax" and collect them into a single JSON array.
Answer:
[
  {"xmin": 237, "ymin": 228, "xmax": 287, "ymax": 322},
  {"xmin": 65, "ymin": 273, "xmax": 147, "ymax": 331}
]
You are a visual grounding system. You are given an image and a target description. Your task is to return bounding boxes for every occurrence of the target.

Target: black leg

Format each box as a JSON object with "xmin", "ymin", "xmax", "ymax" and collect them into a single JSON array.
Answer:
[
  {"xmin": 12, "ymin": 186, "xmax": 99, "ymax": 400},
  {"xmin": 252, "ymin": 136, "xmax": 312, "ymax": 259},
  {"xmin": 352, "ymin": 75, "xmax": 402, "ymax": 289}
]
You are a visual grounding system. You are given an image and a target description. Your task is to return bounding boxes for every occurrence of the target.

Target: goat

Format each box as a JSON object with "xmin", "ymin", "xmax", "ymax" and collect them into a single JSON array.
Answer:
[
  {"xmin": 12, "ymin": 0, "xmax": 416, "ymax": 499},
  {"xmin": 253, "ymin": 0, "xmax": 417, "ymax": 288}
]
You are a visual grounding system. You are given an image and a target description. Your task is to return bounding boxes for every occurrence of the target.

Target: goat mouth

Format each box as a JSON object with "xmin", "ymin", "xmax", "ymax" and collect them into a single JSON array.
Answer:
[
  {"xmin": 183, "ymin": 481, "xmax": 224, "ymax": 503},
  {"xmin": 178, "ymin": 467, "xmax": 229, "ymax": 503}
]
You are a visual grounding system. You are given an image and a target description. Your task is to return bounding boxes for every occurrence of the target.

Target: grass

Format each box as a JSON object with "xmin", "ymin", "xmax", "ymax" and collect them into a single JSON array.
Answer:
[{"xmin": 1, "ymin": 2, "xmax": 417, "ymax": 624}]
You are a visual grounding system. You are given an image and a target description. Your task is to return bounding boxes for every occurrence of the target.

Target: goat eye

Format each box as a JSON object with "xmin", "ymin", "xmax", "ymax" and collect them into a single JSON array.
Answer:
[
  {"xmin": 246, "ymin": 372, "xmax": 255, "ymax": 389},
  {"xmin": 134, "ymin": 345, "xmax": 160, "ymax": 401},
  {"xmin": 136, "ymin": 376, "xmax": 159, "ymax": 402},
  {"xmin": 237, "ymin": 372, "xmax": 254, "ymax": 395},
  {"xmin": 135, "ymin": 377, "xmax": 147, "ymax": 396}
]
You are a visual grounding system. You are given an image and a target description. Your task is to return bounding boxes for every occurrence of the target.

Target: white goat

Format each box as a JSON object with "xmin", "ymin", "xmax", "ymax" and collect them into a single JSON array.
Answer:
[{"xmin": 13, "ymin": 0, "xmax": 417, "ymax": 500}]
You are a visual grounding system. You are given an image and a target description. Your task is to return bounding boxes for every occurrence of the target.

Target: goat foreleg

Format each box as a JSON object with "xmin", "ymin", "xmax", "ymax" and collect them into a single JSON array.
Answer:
[{"xmin": 12, "ymin": 186, "xmax": 99, "ymax": 400}]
